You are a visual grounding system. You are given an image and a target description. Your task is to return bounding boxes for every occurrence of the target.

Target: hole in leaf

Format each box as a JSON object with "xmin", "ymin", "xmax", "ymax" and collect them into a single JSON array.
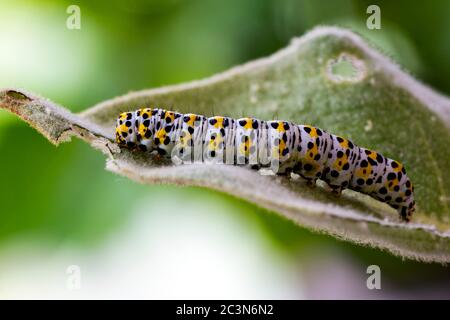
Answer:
[
  {"xmin": 6, "ymin": 90, "xmax": 31, "ymax": 101},
  {"xmin": 327, "ymin": 53, "xmax": 366, "ymax": 83}
]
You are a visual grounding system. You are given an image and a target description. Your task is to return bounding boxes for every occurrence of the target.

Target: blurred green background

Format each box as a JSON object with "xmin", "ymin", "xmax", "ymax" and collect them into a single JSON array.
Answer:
[{"xmin": 0, "ymin": 0, "xmax": 449, "ymax": 298}]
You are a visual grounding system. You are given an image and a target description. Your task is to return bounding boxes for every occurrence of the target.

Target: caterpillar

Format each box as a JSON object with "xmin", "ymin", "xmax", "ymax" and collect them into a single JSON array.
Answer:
[{"xmin": 115, "ymin": 108, "xmax": 415, "ymax": 221}]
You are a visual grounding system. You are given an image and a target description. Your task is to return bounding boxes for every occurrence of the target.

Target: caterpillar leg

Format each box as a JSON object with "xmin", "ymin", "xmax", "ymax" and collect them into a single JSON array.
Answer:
[
  {"xmin": 397, "ymin": 201, "xmax": 415, "ymax": 222},
  {"xmin": 397, "ymin": 206, "xmax": 410, "ymax": 222},
  {"xmin": 297, "ymin": 172, "xmax": 316, "ymax": 187},
  {"xmin": 328, "ymin": 184, "xmax": 343, "ymax": 196}
]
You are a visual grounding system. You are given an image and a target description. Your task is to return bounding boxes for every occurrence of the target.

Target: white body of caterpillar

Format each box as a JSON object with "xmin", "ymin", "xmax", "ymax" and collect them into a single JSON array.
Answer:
[{"xmin": 116, "ymin": 108, "xmax": 415, "ymax": 221}]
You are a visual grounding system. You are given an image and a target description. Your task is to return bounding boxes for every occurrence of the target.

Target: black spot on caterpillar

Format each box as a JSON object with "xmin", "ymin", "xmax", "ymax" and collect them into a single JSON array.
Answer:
[{"xmin": 116, "ymin": 108, "xmax": 415, "ymax": 221}]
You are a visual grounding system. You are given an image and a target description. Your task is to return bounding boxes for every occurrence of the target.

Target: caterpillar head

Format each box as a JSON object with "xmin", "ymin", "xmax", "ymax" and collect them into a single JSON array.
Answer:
[{"xmin": 115, "ymin": 111, "xmax": 137, "ymax": 149}]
